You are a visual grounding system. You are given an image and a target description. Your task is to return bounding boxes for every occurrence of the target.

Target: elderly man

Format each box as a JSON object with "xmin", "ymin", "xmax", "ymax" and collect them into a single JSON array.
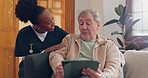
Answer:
[{"xmin": 49, "ymin": 9, "xmax": 121, "ymax": 78}]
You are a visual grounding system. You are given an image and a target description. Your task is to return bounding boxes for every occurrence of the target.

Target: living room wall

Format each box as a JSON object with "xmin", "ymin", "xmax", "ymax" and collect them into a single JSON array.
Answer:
[{"xmin": 103, "ymin": 0, "xmax": 125, "ymax": 47}]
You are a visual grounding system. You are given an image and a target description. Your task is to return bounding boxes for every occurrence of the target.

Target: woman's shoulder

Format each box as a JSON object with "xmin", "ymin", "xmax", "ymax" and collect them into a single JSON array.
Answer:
[
  {"xmin": 54, "ymin": 25, "xmax": 62, "ymax": 30},
  {"xmin": 18, "ymin": 25, "xmax": 33, "ymax": 36},
  {"xmin": 53, "ymin": 25, "xmax": 68, "ymax": 34},
  {"xmin": 19, "ymin": 25, "xmax": 32, "ymax": 33}
]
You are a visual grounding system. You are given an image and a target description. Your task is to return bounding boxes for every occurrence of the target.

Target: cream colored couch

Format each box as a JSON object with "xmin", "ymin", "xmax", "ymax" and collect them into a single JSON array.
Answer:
[
  {"xmin": 124, "ymin": 50, "xmax": 148, "ymax": 78},
  {"xmin": 23, "ymin": 50, "xmax": 148, "ymax": 78}
]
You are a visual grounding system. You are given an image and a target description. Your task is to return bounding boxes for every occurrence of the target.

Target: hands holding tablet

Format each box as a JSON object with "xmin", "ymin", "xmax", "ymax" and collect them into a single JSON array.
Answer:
[
  {"xmin": 55, "ymin": 62, "xmax": 64, "ymax": 78},
  {"xmin": 55, "ymin": 61, "xmax": 103, "ymax": 78},
  {"xmin": 82, "ymin": 68, "xmax": 105, "ymax": 78}
]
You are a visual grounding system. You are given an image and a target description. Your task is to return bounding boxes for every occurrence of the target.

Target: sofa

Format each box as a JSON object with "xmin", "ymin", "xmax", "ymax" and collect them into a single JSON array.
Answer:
[
  {"xmin": 24, "ymin": 50, "xmax": 148, "ymax": 78},
  {"xmin": 24, "ymin": 52, "xmax": 53, "ymax": 78}
]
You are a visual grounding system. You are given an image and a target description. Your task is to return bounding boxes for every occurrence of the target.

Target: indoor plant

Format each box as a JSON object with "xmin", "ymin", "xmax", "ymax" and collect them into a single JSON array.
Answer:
[{"xmin": 104, "ymin": 4, "xmax": 141, "ymax": 50}]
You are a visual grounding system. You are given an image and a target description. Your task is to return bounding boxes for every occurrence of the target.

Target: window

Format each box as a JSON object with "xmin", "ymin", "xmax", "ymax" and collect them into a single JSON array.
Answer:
[
  {"xmin": 128, "ymin": 0, "xmax": 148, "ymax": 36},
  {"xmin": 126, "ymin": 0, "xmax": 148, "ymax": 49}
]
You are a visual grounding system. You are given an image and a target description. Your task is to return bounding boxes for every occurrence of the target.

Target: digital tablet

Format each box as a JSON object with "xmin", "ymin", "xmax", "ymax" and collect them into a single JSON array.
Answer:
[{"xmin": 62, "ymin": 60, "xmax": 99, "ymax": 78}]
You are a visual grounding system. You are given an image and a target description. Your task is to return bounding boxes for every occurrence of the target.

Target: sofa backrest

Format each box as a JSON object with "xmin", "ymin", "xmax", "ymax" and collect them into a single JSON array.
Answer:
[{"xmin": 124, "ymin": 50, "xmax": 148, "ymax": 78}]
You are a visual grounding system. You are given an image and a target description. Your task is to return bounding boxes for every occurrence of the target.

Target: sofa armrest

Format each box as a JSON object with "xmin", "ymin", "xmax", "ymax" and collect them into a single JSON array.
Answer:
[{"xmin": 24, "ymin": 52, "xmax": 53, "ymax": 78}]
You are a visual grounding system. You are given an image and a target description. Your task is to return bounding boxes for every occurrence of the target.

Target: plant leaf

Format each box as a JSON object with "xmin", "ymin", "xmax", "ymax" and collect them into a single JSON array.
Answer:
[
  {"xmin": 126, "ymin": 19, "xmax": 140, "ymax": 29},
  {"xmin": 118, "ymin": 4, "xmax": 124, "ymax": 16},
  {"xmin": 117, "ymin": 22, "xmax": 124, "ymax": 28},
  {"xmin": 125, "ymin": 37, "xmax": 141, "ymax": 49},
  {"xmin": 122, "ymin": 6, "xmax": 127, "ymax": 15},
  {"xmin": 127, "ymin": 37, "xmax": 141, "ymax": 44},
  {"xmin": 119, "ymin": 13, "xmax": 131, "ymax": 25},
  {"xmin": 111, "ymin": 31, "xmax": 122, "ymax": 35},
  {"xmin": 125, "ymin": 42, "xmax": 138, "ymax": 50},
  {"xmin": 125, "ymin": 18, "xmax": 137, "ymax": 33},
  {"xmin": 124, "ymin": 13, "xmax": 131, "ymax": 24},
  {"xmin": 119, "ymin": 14, "xmax": 126, "ymax": 25},
  {"xmin": 125, "ymin": 19, "xmax": 132, "ymax": 31},
  {"xmin": 115, "ymin": 7, "xmax": 120, "ymax": 16},
  {"xmin": 103, "ymin": 19, "xmax": 119, "ymax": 26},
  {"xmin": 124, "ymin": 19, "xmax": 140, "ymax": 40},
  {"xmin": 139, "ymin": 43, "xmax": 148, "ymax": 50},
  {"xmin": 125, "ymin": 26, "xmax": 132, "ymax": 38},
  {"xmin": 117, "ymin": 38, "xmax": 123, "ymax": 47},
  {"xmin": 124, "ymin": 29, "xmax": 132, "ymax": 40}
]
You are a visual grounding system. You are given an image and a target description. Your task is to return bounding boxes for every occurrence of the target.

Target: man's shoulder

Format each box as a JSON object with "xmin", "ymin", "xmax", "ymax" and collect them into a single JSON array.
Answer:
[
  {"xmin": 98, "ymin": 37, "xmax": 116, "ymax": 46},
  {"xmin": 63, "ymin": 33, "xmax": 80, "ymax": 41},
  {"xmin": 66, "ymin": 33, "xmax": 79, "ymax": 37}
]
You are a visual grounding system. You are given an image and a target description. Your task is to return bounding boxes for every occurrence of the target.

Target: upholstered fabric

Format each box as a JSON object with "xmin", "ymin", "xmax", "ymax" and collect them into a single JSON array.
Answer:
[
  {"xmin": 23, "ymin": 50, "xmax": 148, "ymax": 78},
  {"xmin": 24, "ymin": 52, "xmax": 124, "ymax": 78},
  {"xmin": 24, "ymin": 52, "xmax": 53, "ymax": 78},
  {"xmin": 124, "ymin": 50, "xmax": 148, "ymax": 78}
]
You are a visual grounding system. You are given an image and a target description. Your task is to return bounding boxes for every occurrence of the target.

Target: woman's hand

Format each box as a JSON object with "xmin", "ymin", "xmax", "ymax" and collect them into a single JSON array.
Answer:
[
  {"xmin": 55, "ymin": 62, "xmax": 64, "ymax": 78},
  {"xmin": 82, "ymin": 68, "xmax": 105, "ymax": 78},
  {"xmin": 44, "ymin": 43, "xmax": 66, "ymax": 52}
]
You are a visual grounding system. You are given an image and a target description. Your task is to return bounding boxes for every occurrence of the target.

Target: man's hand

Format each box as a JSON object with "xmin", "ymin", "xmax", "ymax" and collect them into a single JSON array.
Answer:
[
  {"xmin": 82, "ymin": 68, "xmax": 104, "ymax": 78},
  {"xmin": 55, "ymin": 62, "xmax": 64, "ymax": 78}
]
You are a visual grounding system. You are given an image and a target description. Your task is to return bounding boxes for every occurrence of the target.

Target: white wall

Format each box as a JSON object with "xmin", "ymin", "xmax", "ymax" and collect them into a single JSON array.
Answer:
[
  {"xmin": 103, "ymin": 0, "xmax": 125, "ymax": 47},
  {"xmin": 75, "ymin": 0, "xmax": 104, "ymax": 35}
]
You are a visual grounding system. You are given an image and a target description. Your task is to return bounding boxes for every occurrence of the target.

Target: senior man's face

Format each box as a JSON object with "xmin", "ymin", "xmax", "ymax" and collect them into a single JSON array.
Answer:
[{"xmin": 78, "ymin": 13, "xmax": 100, "ymax": 41}]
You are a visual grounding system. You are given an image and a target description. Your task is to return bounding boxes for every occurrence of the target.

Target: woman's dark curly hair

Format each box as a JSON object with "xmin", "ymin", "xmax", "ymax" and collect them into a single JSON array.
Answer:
[{"xmin": 15, "ymin": 0, "xmax": 45, "ymax": 25}]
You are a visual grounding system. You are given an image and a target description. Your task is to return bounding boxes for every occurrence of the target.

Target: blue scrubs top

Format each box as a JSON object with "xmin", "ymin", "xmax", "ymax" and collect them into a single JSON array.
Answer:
[{"xmin": 14, "ymin": 25, "xmax": 68, "ymax": 57}]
